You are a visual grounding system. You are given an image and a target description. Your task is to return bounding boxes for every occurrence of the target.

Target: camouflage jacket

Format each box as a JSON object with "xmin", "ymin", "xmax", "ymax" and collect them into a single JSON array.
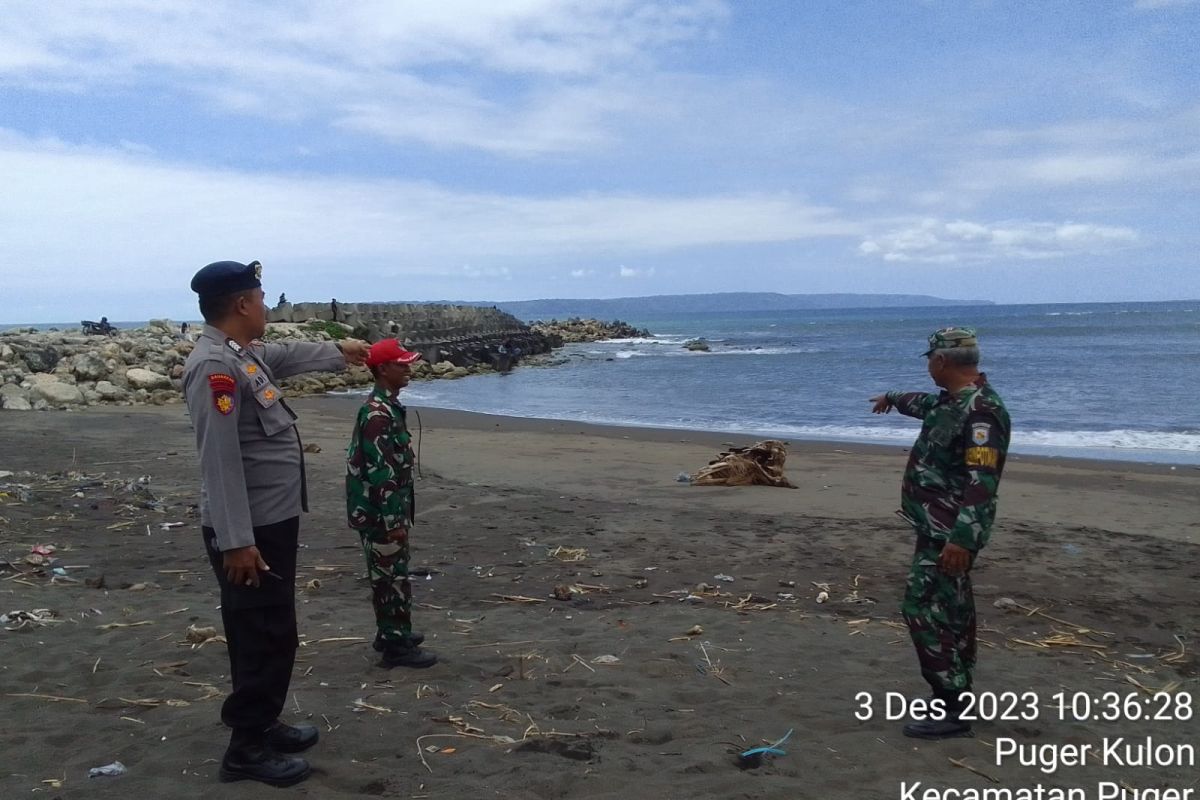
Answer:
[
  {"xmin": 346, "ymin": 386, "xmax": 415, "ymax": 533},
  {"xmin": 887, "ymin": 374, "xmax": 1010, "ymax": 552}
]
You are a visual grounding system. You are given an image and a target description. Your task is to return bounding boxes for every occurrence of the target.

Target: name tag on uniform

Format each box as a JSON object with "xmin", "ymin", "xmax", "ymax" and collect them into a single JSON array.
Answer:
[{"xmin": 243, "ymin": 362, "xmax": 271, "ymax": 391}]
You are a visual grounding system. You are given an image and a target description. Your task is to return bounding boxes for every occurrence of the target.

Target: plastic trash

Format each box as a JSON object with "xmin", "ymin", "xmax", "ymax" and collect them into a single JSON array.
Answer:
[
  {"xmin": 676, "ymin": 472, "xmax": 692, "ymax": 483},
  {"xmin": 713, "ymin": 574, "xmax": 735, "ymax": 583},
  {"xmin": 88, "ymin": 761, "xmax": 127, "ymax": 778}
]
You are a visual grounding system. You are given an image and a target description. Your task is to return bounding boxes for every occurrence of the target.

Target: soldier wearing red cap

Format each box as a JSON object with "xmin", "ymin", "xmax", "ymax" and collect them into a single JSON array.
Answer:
[{"xmin": 346, "ymin": 339, "xmax": 438, "ymax": 669}]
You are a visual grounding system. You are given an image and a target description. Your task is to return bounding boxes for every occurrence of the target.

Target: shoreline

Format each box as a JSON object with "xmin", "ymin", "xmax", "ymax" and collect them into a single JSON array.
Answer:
[{"xmin": 317, "ymin": 394, "xmax": 1199, "ymax": 473}]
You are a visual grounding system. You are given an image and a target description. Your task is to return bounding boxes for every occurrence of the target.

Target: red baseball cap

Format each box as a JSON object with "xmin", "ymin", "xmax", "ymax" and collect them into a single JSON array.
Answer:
[{"xmin": 365, "ymin": 338, "xmax": 421, "ymax": 368}]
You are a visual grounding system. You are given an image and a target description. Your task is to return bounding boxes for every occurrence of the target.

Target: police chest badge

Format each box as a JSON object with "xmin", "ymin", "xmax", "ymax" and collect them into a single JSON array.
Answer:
[
  {"xmin": 970, "ymin": 422, "xmax": 991, "ymax": 445},
  {"xmin": 208, "ymin": 374, "xmax": 236, "ymax": 415}
]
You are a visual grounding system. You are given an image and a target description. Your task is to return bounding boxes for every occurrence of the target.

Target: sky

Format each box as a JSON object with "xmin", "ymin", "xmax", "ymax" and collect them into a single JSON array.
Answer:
[{"xmin": 1, "ymin": 0, "xmax": 1197, "ymax": 322}]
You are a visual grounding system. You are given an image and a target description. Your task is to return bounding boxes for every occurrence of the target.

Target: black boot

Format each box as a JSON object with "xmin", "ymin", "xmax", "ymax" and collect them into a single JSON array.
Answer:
[
  {"xmin": 220, "ymin": 732, "xmax": 311, "ymax": 786},
  {"xmin": 380, "ymin": 640, "xmax": 438, "ymax": 669},
  {"xmin": 265, "ymin": 720, "xmax": 319, "ymax": 753},
  {"xmin": 903, "ymin": 693, "xmax": 973, "ymax": 740},
  {"xmin": 373, "ymin": 631, "xmax": 424, "ymax": 651}
]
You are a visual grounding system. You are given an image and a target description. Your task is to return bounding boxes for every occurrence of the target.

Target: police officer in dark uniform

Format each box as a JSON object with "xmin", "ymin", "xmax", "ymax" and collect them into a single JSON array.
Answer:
[{"xmin": 182, "ymin": 260, "xmax": 368, "ymax": 786}]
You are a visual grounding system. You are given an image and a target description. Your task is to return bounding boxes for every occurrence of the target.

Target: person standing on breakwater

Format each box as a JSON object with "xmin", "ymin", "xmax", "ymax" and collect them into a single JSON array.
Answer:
[
  {"xmin": 869, "ymin": 327, "xmax": 1010, "ymax": 740},
  {"xmin": 346, "ymin": 339, "xmax": 438, "ymax": 669},
  {"xmin": 182, "ymin": 259, "xmax": 369, "ymax": 786}
]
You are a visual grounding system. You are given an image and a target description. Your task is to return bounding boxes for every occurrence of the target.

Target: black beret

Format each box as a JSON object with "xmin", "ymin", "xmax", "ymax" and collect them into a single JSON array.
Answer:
[{"xmin": 190, "ymin": 260, "xmax": 263, "ymax": 297}]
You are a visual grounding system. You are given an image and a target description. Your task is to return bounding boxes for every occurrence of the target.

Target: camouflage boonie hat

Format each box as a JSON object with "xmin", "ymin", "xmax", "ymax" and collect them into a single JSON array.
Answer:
[{"xmin": 922, "ymin": 326, "xmax": 977, "ymax": 357}]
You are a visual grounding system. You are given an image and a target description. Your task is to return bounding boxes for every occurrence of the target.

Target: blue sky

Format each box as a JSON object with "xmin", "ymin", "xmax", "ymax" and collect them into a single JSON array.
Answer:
[{"xmin": 1, "ymin": 0, "xmax": 1197, "ymax": 322}]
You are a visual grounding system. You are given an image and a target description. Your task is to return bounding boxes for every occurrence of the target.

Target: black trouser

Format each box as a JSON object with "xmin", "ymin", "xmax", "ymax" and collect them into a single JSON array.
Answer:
[{"xmin": 203, "ymin": 517, "xmax": 300, "ymax": 745}]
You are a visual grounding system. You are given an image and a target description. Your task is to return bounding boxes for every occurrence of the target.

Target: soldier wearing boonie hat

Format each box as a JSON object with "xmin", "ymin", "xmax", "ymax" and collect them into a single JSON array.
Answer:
[
  {"xmin": 180, "ymin": 260, "xmax": 369, "ymax": 786},
  {"xmin": 345, "ymin": 339, "xmax": 438, "ymax": 669},
  {"xmin": 869, "ymin": 326, "xmax": 1011, "ymax": 741}
]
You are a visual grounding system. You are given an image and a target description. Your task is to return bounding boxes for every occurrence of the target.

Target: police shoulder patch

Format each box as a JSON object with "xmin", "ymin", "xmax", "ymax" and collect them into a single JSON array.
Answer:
[{"xmin": 209, "ymin": 373, "xmax": 236, "ymax": 415}]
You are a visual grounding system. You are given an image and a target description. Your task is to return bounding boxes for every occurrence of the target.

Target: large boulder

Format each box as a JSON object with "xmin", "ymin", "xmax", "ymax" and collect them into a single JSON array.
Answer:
[
  {"xmin": 2, "ymin": 394, "xmax": 32, "ymax": 411},
  {"xmin": 21, "ymin": 346, "xmax": 60, "ymax": 373},
  {"xmin": 94, "ymin": 381, "xmax": 128, "ymax": 401},
  {"xmin": 72, "ymin": 352, "xmax": 110, "ymax": 381},
  {"xmin": 31, "ymin": 379, "xmax": 84, "ymax": 406},
  {"xmin": 125, "ymin": 368, "xmax": 172, "ymax": 390}
]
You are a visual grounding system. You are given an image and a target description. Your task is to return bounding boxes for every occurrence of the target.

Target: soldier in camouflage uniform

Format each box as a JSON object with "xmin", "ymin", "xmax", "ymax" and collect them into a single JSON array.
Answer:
[
  {"xmin": 870, "ymin": 327, "xmax": 1010, "ymax": 740},
  {"xmin": 346, "ymin": 339, "xmax": 437, "ymax": 669}
]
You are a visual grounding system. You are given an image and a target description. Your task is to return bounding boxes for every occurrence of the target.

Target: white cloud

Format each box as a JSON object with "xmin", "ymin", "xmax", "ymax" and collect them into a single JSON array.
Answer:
[
  {"xmin": 618, "ymin": 265, "xmax": 655, "ymax": 278},
  {"xmin": 0, "ymin": 132, "xmax": 853, "ymax": 294},
  {"xmin": 461, "ymin": 265, "xmax": 512, "ymax": 279},
  {"xmin": 859, "ymin": 218, "xmax": 1139, "ymax": 263},
  {"xmin": 569, "ymin": 268, "xmax": 594, "ymax": 278},
  {"xmin": 0, "ymin": 0, "xmax": 729, "ymax": 157}
]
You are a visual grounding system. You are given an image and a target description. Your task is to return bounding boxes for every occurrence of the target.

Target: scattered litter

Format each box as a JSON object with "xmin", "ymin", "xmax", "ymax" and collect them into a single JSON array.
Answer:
[
  {"xmin": 2, "ymin": 608, "xmax": 60, "ymax": 630},
  {"xmin": 305, "ymin": 579, "xmax": 322, "ymax": 593},
  {"xmin": 159, "ymin": 522, "xmax": 185, "ymax": 530},
  {"xmin": 548, "ymin": 546, "xmax": 588, "ymax": 562},
  {"xmin": 591, "ymin": 655, "xmax": 621, "ymax": 665},
  {"xmin": 125, "ymin": 582, "xmax": 161, "ymax": 592},
  {"xmin": 552, "ymin": 584, "xmax": 573, "ymax": 601},
  {"xmin": 675, "ymin": 472, "xmax": 691, "ymax": 483},
  {"xmin": 713, "ymin": 574, "xmax": 735, "ymax": 583},
  {"xmin": 31, "ymin": 544, "xmax": 57, "ymax": 556},
  {"xmin": 777, "ymin": 593, "xmax": 795, "ymax": 601},
  {"xmin": 993, "ymin": 597, "xmax": 1017, "ymax": 610},
  {"xmin": 185, "ymin": 624, "xmax": 220, "ymax": 644},
  {"xmin": 738, "ymin": 728, "xmax": 793, "ymax": 768},
  {"xmin": 88, "ymin": 761, "xmax": 127, "ymax": 778},
  {"xmin": 303, "ymin": 443, "xmax": 322, "ymax": 453},
  {"xmin": 816, "ymin": 591, "xmax": 829, "ymax": 604},
  {"xmin": 685, "ymin": 625, "xmax": 704, "ymax": 636},
  {"xmin": 778, "ymin": 580, "xmax": 795, "ymax": 588}
]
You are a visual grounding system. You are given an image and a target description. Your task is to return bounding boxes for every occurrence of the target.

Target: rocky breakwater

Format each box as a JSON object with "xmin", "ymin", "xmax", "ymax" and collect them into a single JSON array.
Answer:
[
  {"xmin": 529, "ymin": 318, "xmax": 650, "ymax": 344},
  {"xmin": 0, "ymin": 320, "xmax": 194, "ymax": 411}
]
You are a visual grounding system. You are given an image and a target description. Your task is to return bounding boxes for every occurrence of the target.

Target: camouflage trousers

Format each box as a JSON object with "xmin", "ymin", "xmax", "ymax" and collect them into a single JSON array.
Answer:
[
  {"xmin": 900, "ymin": 534, "xmax": 977, "ymax": 697},
  {"xmin": 358, "ymin": 529, "xmax": 412, "ymax": 642}
]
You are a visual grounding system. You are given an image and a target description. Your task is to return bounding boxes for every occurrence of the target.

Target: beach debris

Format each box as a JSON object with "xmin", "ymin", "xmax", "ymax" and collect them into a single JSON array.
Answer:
[
  {"xmin": 690, "ymin": 441, "xmax": 796, "ymax": 488},
  {"xmin": 305, "ymin": 579, "xmax": 322, "ymax": 593},
  {"xmin": 124, "ymin": 582, "xmax": 161, "ymax": 591},
  {"xmin": 778, "ymin": 580, "xmax": 796, "ymax": 588},
  {"xmin": 737, "ymin": 728, "xmax": 793, "ymax": 769},
  {"xmin": 353, "ymin": 698, "xmax": 393, "ymax": 713},
  {"xmin": 552, "ymin": 584, "xmax": 573, "ymax": 601},
  {"xmin": 490, "ymin": 594, "xmax": 545, "ymax": 604},
  {"xmin": 303, "ymin": 443, "xmax": 322, "ymax": 453},
  {"xmin": 949, "ymin": 757, "xmax": 999, "ymax": 784},
  {"xmin": 548, "ymin": 546, "xmax": 588, "ymax": 562},
  {"xmin": 185, "ymin": 624, "xmax": 220, "ymax": 644},
  {"xmin": 713, "ymin": 573, "xmax": 735, "ymax": 583},
  {"xmin": 675, "ymin": 471, "xmax": 691, "ymax": 483},
  {"xmin": 993, "ymin": 597, "xmax": 1017, "ymax": 610},
  {"xmin": 816, "ymin": 591, "xmax": 830, "ymax": 604},
  {"xmin": 695, "ymin": 641, "xmax": 732, "ymax": 685},
  {"xmin": 777, "ymin": 593, "xmax": 795, "ymax": 601},
  {"xmin": 2, "ymin": 608, "xmax": 60, "ymax": 630},
  {"xmin": 159, "ymin": 522, "xmax": 184, "ymax": 530},
  {"xmin": 685, "ymin": 625, "xmax": 704, "ymax": 637},
  {"xmin": 591, "ymin": 654, "xmax": 621, "ymax": 665}
]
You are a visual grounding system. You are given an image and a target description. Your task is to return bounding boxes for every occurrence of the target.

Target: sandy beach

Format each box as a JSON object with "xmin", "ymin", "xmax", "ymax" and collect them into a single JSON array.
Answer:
[{"xmin": 1, "ymin": 398, "xmax": 1196, "ymax": 799}]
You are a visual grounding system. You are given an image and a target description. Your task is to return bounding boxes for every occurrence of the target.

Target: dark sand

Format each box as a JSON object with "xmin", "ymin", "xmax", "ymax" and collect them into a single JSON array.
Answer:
[{"xmin": 0, "ymin": 398, "xmax": 1196, "ymax": 799}]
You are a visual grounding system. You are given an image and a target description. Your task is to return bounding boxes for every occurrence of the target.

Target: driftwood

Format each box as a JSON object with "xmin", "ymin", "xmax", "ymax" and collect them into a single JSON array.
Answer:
[{"xmin": 691, "ymin": 440, "xmax": 796, "ymax": 488}]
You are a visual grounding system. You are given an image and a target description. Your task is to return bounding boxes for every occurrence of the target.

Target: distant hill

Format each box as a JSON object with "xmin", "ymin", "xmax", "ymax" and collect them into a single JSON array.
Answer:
[{"xmin": 450, "ymin": 292, "xmax": 990, "ymax": 321}]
